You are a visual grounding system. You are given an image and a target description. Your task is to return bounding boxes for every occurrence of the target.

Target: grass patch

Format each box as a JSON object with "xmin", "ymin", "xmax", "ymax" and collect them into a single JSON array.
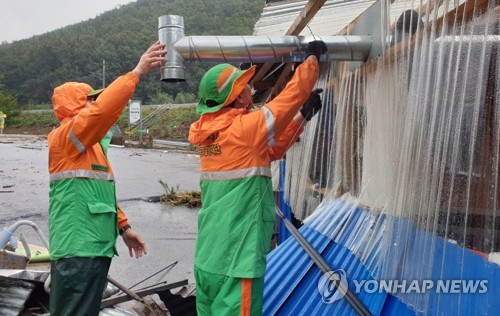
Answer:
[
  {"xmin": 8, "ymin": 105, "xmax": 199, "ymax": 142},
  {"xmin": 159, "ymin": 180, "xmax": 201, "ymax": 208},
  {"xmin": 149, "ymin": 107, "xmax": 199, "ymax": 140},
  {"xmin": 10, "ymin": 111, "xmax": 58, "ymax": 127},
  {"xmin": 6, "ymin": 110, "xmax": 59, "ymax": 135}
]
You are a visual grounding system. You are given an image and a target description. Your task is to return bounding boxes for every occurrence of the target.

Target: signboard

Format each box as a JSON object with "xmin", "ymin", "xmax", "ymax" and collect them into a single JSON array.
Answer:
[{"xmin": 129, "ymin": 100, "xmax": 141, "ymax": 124}]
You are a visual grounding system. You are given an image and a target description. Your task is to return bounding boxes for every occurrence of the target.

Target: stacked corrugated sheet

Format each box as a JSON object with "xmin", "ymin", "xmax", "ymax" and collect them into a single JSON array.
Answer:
[
  {"xmin": 0, "ymin": 276, "xmax": 36, "ymax": 316},
  {"xmin": 264, "ymin": 197, "xmax": 500, "ymax": 315}
]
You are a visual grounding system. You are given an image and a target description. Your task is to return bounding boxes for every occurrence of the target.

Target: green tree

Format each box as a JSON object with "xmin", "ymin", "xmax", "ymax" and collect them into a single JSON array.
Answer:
[{"xmin": 0, "ymin": 0, "xmax": 264, "ymax": 106}]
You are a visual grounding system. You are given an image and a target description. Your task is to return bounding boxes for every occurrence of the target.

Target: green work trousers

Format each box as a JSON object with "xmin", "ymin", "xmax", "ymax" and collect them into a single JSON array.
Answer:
[
  {"xmin": 50, "ymin": 257, "xmax": 111, "ymax": 316},
  {"xmin": 195, "ymin": 267, "xmax": 264, "ymax": 316}
]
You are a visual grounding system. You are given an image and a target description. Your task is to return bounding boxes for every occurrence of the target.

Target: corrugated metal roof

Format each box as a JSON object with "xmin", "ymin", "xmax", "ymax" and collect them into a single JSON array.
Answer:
[
  {"xmin": 254, "ymin": 0, "xmax": 466, "ymax": 37},
  {"xmin": 254, "ymin": 0, "xmax": 376, "ymax": 36},
  {"xmin": 394, "ymin": 227, "xmax": 500, "ymax": 315},
  {"xmin": 0, "ymin": 276, "xmax": 35, "ymax": 316},
  {"xmin": 264, "ymin": 198, "xmax": 500, "ymax": 315},
  {"xmin": 264, "ymin": 199, "xmax": 404, "ymax": 315}
]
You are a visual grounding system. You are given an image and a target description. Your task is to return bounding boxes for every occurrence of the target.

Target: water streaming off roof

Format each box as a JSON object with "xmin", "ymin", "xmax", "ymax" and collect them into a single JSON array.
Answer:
[
  {"xmin": 264, "ymin": 0, "xmax": 500, "ymax": 314},
  {"xmin": 157, "ymin": 0, "xmax": 499, "ymax": 314}
]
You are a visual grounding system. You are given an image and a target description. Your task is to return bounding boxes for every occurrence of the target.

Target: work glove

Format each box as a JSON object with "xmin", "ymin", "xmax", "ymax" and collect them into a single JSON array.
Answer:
[
  {"xmin": 300, "ymin": 89, "xmax": 323, "ymax": 121},
  {"xmin": 306, "ymin": 40, "xmax": 328, "ymax": 61}
]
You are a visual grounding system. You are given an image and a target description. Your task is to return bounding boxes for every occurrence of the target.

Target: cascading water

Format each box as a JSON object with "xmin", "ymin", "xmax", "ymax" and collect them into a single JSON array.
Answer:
[
  {"xmin": 158, "ymin": 1, "xmax": 499, "ymax": 313},
  {"xmin": 273, "ymin": 0, "xmax": 499, "ymax": 314}
]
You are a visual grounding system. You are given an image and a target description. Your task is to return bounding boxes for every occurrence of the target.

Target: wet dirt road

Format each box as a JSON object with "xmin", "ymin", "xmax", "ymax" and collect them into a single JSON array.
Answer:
[{"xmin": 0, "ymin": 134, "xmax": 200, "ymax": 287}]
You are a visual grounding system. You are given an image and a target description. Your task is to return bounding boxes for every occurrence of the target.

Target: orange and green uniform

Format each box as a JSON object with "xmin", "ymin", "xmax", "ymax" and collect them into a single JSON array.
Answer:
[
  {"xmin": 48, "ymin": 73, "xmax": 138, "ymax": 315},
  {"xmin": 189, "ymin": 58, "xmax": 319, "ymax": 315}
]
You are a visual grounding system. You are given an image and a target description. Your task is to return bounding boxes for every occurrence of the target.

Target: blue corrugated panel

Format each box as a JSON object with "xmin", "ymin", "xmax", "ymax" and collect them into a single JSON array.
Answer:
[
  {"xmin": 393, "ymin": 227, "xmax": 500, "ymax": 315},
  {"xmin": 275, "ymin": 231, "xmax": 390, "ymax": 315},
  {"xmin": 264, "ymin": 199, "xmax": 355, "ymax": 313},
  {"xmin": 264, "ymin": 198, "xmax": 500, "ymax": 315},
  {"xmin": 264, "ymin": 199, "xmax": 415, "ymax": 315},
  {"xmin": 380, "ymin": 295, "xmax": 415, "ymax": 315}
]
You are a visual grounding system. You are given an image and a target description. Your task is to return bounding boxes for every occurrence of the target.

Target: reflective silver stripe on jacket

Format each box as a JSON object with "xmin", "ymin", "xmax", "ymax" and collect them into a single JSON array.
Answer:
[
  {"xmin": 200, "ymin": 166, "xmax": 271, "ymax": 181},
  {"xmin": 69, "ymin": 130, "xmax": 86, "ymax": 153},
  {"xmin": 262, "ymin": 106, "xmax": 276, "ymax": 147},
  {"xmin": 50, "ymin": 170, "xmax": 115, "ymax": 182}
]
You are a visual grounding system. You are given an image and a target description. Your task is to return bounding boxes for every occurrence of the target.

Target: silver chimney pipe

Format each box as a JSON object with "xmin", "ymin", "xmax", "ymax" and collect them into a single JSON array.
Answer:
[
  {"xmin": 158, "ymin": 15, "xmax": 372, "ymax": 81},
  {"xmin": 173, "ymin": 35, "xmax": 372, "ymax": 63},
  {"xmin": 158, "ymin": 15, "xmax": 185, "ymax": 82}
]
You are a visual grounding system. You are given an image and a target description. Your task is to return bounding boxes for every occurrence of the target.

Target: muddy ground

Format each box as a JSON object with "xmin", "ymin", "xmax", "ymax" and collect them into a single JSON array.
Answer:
[{"xmin": 0, "ymin": 134, "xmax": 200, "ymax": 291}]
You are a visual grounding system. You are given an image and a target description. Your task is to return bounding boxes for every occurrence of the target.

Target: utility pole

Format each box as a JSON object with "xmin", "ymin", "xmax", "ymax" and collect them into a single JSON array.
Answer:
[{"xmin": 102, "ymin": 60, "xmax": 106, "ymax": 88}]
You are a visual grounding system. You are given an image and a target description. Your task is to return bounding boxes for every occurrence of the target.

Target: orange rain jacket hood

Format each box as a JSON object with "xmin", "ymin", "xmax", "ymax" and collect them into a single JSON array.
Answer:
[
  {"xmin": 48, "ymin": 72, "xmax": 139, "ymax": 260},
  {"xmin": 52, "ymin": 82, "xmax": 93, "ymax": 121}
]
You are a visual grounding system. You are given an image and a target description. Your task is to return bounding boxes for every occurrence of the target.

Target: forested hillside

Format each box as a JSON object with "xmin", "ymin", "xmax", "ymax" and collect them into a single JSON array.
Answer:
[{"xmin": 0, "ymin": 0, "xmax": 264, "ymax": 107}]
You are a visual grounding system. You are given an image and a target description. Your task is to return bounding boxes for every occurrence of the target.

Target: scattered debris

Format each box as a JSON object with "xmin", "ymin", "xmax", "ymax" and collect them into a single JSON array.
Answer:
[
  {"xmin": 157, "ymin": 284, "xmax": 196, "ymax": 316},
  {"xmin": 17, "ymin": 145, "xmax": 44, "ymax": 151},
  {"xmin": 159, "ymin": 180, "xmax": 201, "ymax": 208},
  {"xmin": 0, "ymin": 276, "xmax": 37, "ymax": 315},
  {"xmin": 129, "ymin": 151, "xmax": 147, "ymax": 157},
  {"xmin": 119, "ymin": 196, "xmax": 162, "ymax": 203}
]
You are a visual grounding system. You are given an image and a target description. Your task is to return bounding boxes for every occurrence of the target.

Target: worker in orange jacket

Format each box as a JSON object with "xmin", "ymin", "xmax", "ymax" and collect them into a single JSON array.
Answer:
[
  {"xmin": 189, "ymin": 40, "xmax": 327, "ymax": 315},
  {"xmin": 48, "ymin": 41, "xmax": 166, "ymax": 316}
]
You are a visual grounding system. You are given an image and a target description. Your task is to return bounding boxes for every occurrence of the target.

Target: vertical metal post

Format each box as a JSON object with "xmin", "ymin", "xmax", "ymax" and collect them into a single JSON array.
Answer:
[
  {"xmin": 129, "ymin": 100, "xmax": 142, "ymax": 147},
  {"xmin": 139, "ymin": 114, "xmax": 143, "ymax": 147}
]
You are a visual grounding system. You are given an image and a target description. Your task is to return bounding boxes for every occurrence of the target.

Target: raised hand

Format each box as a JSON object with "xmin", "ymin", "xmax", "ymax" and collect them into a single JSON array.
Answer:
[
  {"xmin": 305, "ymin": 41, "xmax": 328, "ymax": 61},
  {"xmin": 132, "ymin": 41, "xmax": 167, "ymax": 79}
]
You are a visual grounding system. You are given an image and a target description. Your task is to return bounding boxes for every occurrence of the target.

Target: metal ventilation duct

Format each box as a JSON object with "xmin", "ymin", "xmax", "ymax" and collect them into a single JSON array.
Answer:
[
  {"xmin": 159, "ymin": 15, "xmax": 373, "ymax": 82},
  {"xmin": 158, "ymin": 15, "xmax": 185, "ymax": 82},
  {"xmin": 173, "ymin": 35, "xmax": 372, "ymax": 63}
]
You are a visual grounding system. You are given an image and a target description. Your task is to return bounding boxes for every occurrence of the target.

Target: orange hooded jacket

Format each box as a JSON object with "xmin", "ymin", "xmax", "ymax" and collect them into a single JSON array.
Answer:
[
  {"xmin": 188, "ymin": 58, "xmax": 319, "ymax": 277},
  {"xmin": 48, "ymin": 73, "xmax": 138, "ymax": 259}
]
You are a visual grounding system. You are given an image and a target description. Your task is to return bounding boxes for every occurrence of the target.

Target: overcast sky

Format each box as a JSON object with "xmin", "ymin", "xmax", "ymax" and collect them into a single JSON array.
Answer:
[{"xmin": 0, "ymin": 0, "xmax": 137, "ymax": 43}]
